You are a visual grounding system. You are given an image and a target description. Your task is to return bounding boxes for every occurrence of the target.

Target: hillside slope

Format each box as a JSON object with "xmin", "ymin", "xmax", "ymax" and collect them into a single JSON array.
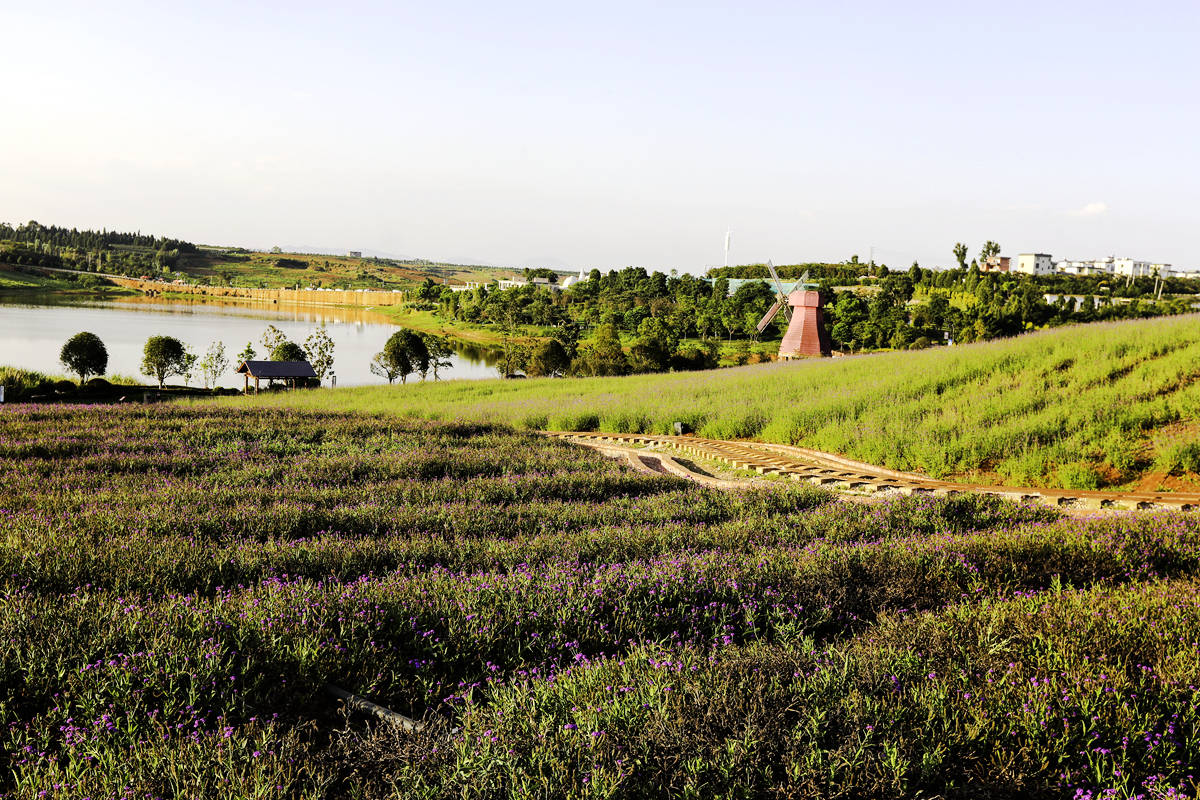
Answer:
[{"xmin": 228, "ymin": 314, "xmax": 1200, "ymax": 490}]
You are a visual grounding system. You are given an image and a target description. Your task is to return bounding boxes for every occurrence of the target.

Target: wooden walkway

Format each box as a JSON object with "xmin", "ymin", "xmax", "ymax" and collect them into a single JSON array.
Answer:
[{"xmin": 546, "ymin": 432, "xmax": 1200, "ymax": 512}]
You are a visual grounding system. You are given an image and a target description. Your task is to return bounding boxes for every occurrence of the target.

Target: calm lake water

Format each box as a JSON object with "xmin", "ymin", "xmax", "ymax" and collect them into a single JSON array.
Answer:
[{"xmin": 0, "ymin": 293, "xmax": 500, "ymax": 388}]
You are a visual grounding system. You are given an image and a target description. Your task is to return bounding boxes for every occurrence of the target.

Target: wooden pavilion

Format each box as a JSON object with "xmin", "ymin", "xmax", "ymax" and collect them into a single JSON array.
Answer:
[{"xmin": 235, "ymin": 360, "xmax": 318, "ymax": 394}]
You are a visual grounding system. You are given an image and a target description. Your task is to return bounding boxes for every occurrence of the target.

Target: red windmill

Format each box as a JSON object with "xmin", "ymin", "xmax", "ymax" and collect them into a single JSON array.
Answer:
[{"xmin": 755, "ymin": 262, "xmax": 831, "ymax": 358}]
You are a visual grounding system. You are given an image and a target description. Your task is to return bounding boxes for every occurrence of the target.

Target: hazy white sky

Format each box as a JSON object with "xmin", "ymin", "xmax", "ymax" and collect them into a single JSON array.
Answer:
[{"xmin": 3, "ymin": 0, "xmax": 1198, "ymax": 272}]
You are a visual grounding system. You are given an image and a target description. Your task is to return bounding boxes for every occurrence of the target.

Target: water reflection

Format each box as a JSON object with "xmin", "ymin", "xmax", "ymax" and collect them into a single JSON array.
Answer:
[{"xmin": 0, "ymin": 293, "xmax": 501, "ymax": 388}]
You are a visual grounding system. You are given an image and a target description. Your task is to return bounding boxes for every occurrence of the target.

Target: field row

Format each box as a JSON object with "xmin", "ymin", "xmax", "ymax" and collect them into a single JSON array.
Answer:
[{"xmin": 2, "ymin": 407, "xmax": 1198, "ymax": 798}]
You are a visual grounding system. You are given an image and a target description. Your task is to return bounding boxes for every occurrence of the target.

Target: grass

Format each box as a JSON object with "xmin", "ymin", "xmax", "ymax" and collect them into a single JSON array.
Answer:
[
  {"xmin": 178, "ymin": 248, "xmax": 517, "ymax": 292},
  {"xmin": 0, "ymin": 266, "xmax": 133, "ymax": 295},
  {"xmin": 220, "ymin": 313, "xmax": 1200, "ymax": 491},
  {"xmin": 3, "ymin": 405, "xmax": 1200, "ymax": 797}
]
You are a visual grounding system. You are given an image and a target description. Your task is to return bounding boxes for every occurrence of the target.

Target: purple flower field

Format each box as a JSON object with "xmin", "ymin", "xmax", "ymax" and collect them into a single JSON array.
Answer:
[{"xmin": 1, "ymin": 406, "xmax": 1198, "ymax": 798}]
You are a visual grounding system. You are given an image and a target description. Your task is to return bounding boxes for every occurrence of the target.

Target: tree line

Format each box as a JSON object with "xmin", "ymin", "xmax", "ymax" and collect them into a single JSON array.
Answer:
[
  {"xmin": 422, "ymin": 253, "xmax": 1198, "ymax": 374},
  {"xmin": 0, "ymin": 220, "xmax": 198, "ymax": 277}
]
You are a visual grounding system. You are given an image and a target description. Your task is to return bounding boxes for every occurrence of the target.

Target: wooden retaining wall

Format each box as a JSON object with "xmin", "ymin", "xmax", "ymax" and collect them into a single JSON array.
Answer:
[{"xmin": 108, "ymin": 277, "xmax": 408, "ymax": 308}]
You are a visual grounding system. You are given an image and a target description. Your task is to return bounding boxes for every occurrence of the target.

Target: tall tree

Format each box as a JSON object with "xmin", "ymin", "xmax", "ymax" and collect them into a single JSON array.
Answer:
[
  {"xmin": 198, "ymin": 341, "xmax": 229, "ymax": 389},
  {"xmin": 303, "ymin": 325, "xmax": 335, "ymax": 381},
  {"xmin": 953, "ymin": 242, "xmax": 969, "ymax": 270},
  {"xmin": 59, "ymin": 332, "xmax": 108, "ymax": 382}
]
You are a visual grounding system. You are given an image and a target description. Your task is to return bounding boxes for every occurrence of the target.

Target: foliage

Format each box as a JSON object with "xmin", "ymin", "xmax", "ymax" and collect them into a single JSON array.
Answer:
[
  {"xmin": 58, "ymin": 331, "xmax": 108, "ymax": 382},
  {"xmin": 198, "ymin": 341, "xmax": 230, "ymax": 389},
  {"xmin": 571, "ymin": 323, "xmax": 628, "ymax": 376},
  {"xmin": 0, "ymin": 220, "xmax": 197, "ymax": 277},
  {"xmin": 271, "ymin": 341, "xmax": 307, "ymax": 362},
  {"xmin": 372, "ymin": 330, "xmax": 427, "ymax": 384},
  {"xmin": 526, "ymin": 339, "xmax": 571, "ymax": 377},
  {"xmin": 422, "ymin": 334, "xmax": 455, "ymax": 380},
  {"xmin": 0, "ymin": 406, "xmax": 1198, "ymax": 797},
  {"xmin": 0, "ymin": 367, "xmax": 57, "ymax": 401},
  {"xmin": 140, "ymin": 335, "xmax": 191, "ymax": 388},
  {"xmin": 304, "ymin": 325, "xmax": 335, "ymax": 381},
  {"xmin": 237, "ymin": 313, "xmax": 1200, "ymax": 491}
]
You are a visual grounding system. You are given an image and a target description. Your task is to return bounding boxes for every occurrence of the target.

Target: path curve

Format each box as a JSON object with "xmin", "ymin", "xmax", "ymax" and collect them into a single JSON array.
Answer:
[{"xmin": 546, "ymin": 431, "xmax": 1200, "ymax": 512}]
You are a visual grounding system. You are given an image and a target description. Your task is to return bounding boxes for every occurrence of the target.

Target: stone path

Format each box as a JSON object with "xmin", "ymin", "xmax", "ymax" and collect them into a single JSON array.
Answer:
[{"xmin": 547, "ymin": 431, "xmax": 1200, "ymax": 512}]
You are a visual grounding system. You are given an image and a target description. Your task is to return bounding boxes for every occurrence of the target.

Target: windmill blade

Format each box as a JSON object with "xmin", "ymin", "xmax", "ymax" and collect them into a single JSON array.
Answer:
[
  {"xmin": 765, "ymin": 260, "xmax": 793, "ymax": 321},
  {"xmin": 756, "ymin": 301, "xmax": 783, "ymax": 333},
  {"xmin": 766, "ymin": 260, "xmax": 788, "ymax": 296},
  {"xmin": 799, "ymin": 269, "xmax": 810, "ymax": 284}
]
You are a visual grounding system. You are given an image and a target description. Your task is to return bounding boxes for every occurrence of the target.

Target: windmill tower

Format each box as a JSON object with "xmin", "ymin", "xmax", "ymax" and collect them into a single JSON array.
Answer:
[{"xmin": 755, "ymin": 262, "xmax": 831, "ymax": 358}]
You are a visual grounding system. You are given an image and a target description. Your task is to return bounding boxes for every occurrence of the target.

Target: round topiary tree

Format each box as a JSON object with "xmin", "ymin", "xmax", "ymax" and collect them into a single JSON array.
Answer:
[
  {"xmin": 141, "ymin": 335, "xmax": 189, "ymax": 389},
  {"xmin": 59, "ymin": 331, "xmax": 108, "ymax": 382},
  {"xmin": 270, "ymin": 341, "xmax": 307, "ymax": 361}
]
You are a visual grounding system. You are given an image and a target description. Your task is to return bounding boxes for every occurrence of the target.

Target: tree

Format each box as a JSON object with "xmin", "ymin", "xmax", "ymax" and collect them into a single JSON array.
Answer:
[
  {"xmin": 141, "ymin": 336, "xmax": 189, "ymax": 388},
  {"xmin": 526, "ymin": 339, "xmax": 571, "ymax": 377},
  {"xmin": 417, "ymin": 277, "xmax": 442, "ymax": 301},
  {"xmin": 395, "ymin": 331, "xmax": 430, "ymax": 381},
  {"xmin": 198, "ymin": 341, "xmax": 229, "ymax": 389},
  {"xmin": 59, "ymin": 332, "xmax": 108, "ymax": 382},
  {"xmin": 370, "ymin": 351, "xmax": 406, "ymax": 384},
  {"xmin": 981, "ymin": 240, "xmax": 1001, "ymax": 263},
  {"xmin": 236, "ymin": 342, "xmax": 256, "ymax": 364},
  {"xmin": 953, "ymin": 242, "xmax": 968, "ymax": 270},
  {"xmin": 303, "ymin": 325, "xmax": 335, "ymax": 380},
  {"xmin": 571, "ymin": 324, "xmax": 628, "ymax": 376},
  {"xmin": 372, "ymin": 329, "xmax": 424, "ymax": 384},
  {"xmin": 179, "ymin": 349, "xmax": 199, "ymax": 386},
  {"xmin": 260, "ymin": 325, "xmax": 289, "ymax": 354},
  {"xmin": 628, "ymin": 317, "xmax": 677, "ymax": 373},
  {"xmin": 421, "ymin": 334, "xmax": 455, "ymax": 380},
  {"xmin": 271, "ymin": 341, "xmax": 307, "ymax": 361}
]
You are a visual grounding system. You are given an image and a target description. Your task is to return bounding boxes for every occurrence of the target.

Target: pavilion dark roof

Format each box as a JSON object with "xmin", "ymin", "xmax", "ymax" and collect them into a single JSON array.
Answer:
[{"xmin": 235, "ymin": 360, "xmax": 318, "ymax": 379}]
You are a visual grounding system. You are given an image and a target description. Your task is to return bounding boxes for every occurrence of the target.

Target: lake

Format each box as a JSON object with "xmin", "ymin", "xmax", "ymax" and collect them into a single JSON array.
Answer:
[{"xmin": 0, "ymin": 293, "xmax": 500, "ymax": 388}]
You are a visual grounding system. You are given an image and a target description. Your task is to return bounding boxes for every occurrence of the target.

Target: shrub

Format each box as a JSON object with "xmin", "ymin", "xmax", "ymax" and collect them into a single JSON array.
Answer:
[
  {"xmin": 1057, "ymin": 461, "xmax": 1100, "ymax": 489},
  {"xmin": 0, "ymin": 367, "xmax": 55, "ymax": 401},
  {"xmin": 59, "ymin": 331, "xmax": 108, "ymax": 382}
]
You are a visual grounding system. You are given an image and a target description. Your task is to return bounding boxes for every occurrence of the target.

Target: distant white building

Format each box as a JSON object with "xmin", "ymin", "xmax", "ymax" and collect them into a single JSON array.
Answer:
[
  {"xmin": 561, "ymin": 268, "xmax": 589, "ymax": 289},
  {"xmin": 1052, "ymin": 256, "xmax": 1171, "ymax": 278},
  {"xmin": 1055, "ymin": 259, "xmax": 1106, "ymax": 276},
  {"xmin": 1015, "ymin": 253, "xmax": 1054, "ymax": 275},
  {"xmin": 347, "ymin": 250, "xmax": 362, "ymax": 258}
]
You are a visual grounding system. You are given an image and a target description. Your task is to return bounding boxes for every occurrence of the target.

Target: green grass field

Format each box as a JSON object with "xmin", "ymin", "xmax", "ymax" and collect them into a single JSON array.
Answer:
[
  {"xmin": 0, "ymin": 266, "xmax": 132, "ymax": 295},
  {"xmin": 224, "ymin": 314, "xmax": 1200, "ymax": 491}
]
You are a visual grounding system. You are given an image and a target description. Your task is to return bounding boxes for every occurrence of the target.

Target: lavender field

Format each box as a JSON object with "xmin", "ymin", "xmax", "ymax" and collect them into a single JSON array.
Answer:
[{"xmin": 3, "ymin": 406, "xmax": 1200, "ymax": 798}]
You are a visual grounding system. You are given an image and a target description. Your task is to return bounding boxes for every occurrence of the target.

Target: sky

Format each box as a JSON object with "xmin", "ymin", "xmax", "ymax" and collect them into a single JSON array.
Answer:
[{"xmin": 2, "ymin": 0, "xmax": 1198, "ymax": 273}]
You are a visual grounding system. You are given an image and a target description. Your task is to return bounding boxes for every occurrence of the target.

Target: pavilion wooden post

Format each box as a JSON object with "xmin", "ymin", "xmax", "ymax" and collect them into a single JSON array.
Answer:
[{"xmin": 244, "ymin": 373, "xmax": 249, "ymax": 394}]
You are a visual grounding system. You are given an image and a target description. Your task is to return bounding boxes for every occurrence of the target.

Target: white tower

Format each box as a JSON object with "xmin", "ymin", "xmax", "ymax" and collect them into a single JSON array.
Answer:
[{"xmin": 724, "ymin": 229, "xmax": 732, "ymax": 268}]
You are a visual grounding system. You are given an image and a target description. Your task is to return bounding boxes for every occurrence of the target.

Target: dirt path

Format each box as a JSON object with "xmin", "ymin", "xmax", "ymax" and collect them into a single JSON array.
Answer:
[{"xmin": 549, "ymin": 432, "xmax": 1200, "ymax": 513}]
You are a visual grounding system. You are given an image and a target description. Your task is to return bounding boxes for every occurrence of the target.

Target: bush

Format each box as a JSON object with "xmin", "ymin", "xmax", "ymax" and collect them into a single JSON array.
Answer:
[
  {"xmin": 82, "ymin": 377, "xmax": 113, "ymax": 394},
  {"xmin": 52, "ymin": 379, "xmax": 77, "ymax": 394},
  {"xmin": 1057, "ymin": 461, "xmax": 1100, "ymax": 489},
  {"xmin": 270, "ymin": 341, "xmax": 307, "ymax": 362},
  {"xmin": 1163, "ymin": 441, "xmax": 1200, "ymax": 476},
  {"xmin": 0, "ymin": 367, "xmax": 55, "ymax": 401}
]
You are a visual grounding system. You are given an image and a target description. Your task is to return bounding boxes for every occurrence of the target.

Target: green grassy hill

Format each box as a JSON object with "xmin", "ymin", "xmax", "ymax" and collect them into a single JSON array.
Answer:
[{"xmin": 227, "ymin": 313, "xmax": 1200, "ymax": 491}]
